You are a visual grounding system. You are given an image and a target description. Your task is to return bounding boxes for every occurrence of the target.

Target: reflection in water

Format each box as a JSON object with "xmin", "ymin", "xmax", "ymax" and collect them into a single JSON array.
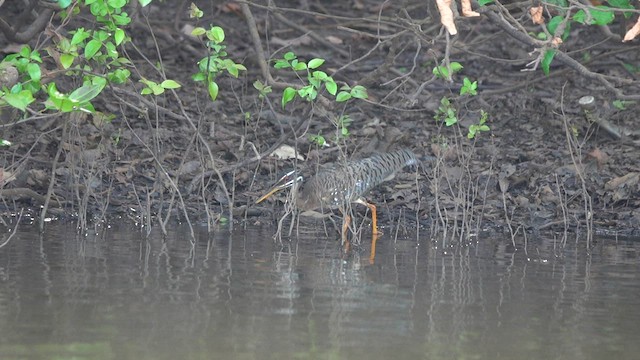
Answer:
[{"xmin": 0, "ymin": 222, "xmax": 638, "ymax": 359}]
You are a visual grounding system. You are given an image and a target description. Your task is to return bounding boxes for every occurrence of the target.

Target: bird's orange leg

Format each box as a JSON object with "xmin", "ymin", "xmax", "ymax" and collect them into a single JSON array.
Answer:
[
  {"xmin": 366, "ymin": 202, "xmax": 378, "ymax": 235},
  {"xmin": 341, "ymin": 213, "xmax": 352, "ymax": 246},
  {"xmin": 369, "ymin": 232, "xmax": 379, "ymax": 264}
]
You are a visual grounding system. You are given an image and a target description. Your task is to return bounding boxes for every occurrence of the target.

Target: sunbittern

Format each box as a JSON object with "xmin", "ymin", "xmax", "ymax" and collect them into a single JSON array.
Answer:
[{"xmin": 256, "ymin": 148, "xmax": 419, "ymax": 239}]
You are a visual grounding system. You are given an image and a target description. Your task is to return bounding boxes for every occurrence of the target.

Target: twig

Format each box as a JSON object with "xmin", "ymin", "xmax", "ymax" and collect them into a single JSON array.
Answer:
[
  {"xmin": 0, "ymin": 209, "xmax": 23, "ymax": 249},
  {"xmin": 39, "ymin": 118, "xmax": 65, "ymax": 231},
  {"xmin": 478, "ymin": 6, "xmax": 637, "ymax": 100}
]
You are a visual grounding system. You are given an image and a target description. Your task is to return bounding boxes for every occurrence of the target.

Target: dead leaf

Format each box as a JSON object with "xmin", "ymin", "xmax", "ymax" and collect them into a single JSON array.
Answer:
[
  {"xmin": 271, "ymin": 35, "xmax": 312, "ymax": 47},
  {"xmin": 435, "ymin": 0, "xmax": 457, "ymax": 35},
  {"xmin": 220, "ymin": 2, "xmax": 242, "ymax": 15},
  {"xmin": 325, "ymin": 35, "xmax": 343, "ymax": 45},
  {"xmin": 461, "ymin": 0, "xmax": 480, "ymax": 17},
  {"xmin": 605, "ymin": 172, "xmax": 639, "ymax": 190},
  {"xmin": 539, "ymin": 185, "xmax": 558, "ymax": 204},
  {"xmin": 181, "ymin": 24, "xmax": 197, "ymax": 39},
  {"xmin": 529, "ymin": 6, "xmax": 544, "ymax": 25},
  {"xmin": 499, "ymin": 164, "xmax": 516, "ymax": 179},
  {"xmin": 272, "ymin": 145, "xmax": 305, "ymax": 161},
  {"xmin": 0, "ymin": 168, "xmax": 15, "ymax": 185},
  {"xmin": 26, "ymin": 169, "xmax": 48, "ymax": 188},
  {"xmin": 498, "ymin": 178, "xmax": 510, "ymax": 193},
  {"xmin": 605, "ymin": 172, "xmax": 639, "ymax": 202},
  {"xmin": 352, "ymin": 0, "xmax": 364, "ymax": 10},
  {"xmin": 586, "ymin": 148, "xmax": 608, "ymax": 168},
  {"xmin": 623, "ymin": 16, "xmax": 640, "ymax": 42},
  {"xmin": 178, "ymin": 160, "xmax": 202, "ymax": 176}
]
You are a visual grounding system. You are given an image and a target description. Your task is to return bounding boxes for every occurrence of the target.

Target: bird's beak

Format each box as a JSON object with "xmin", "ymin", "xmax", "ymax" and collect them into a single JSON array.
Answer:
[
  {"xmin": 255, "ymin": 185, "xmax": 286, "ymax": 203},
  {"xmin": 255, "ymin": 170, "xmax": 299, "ymax": 204}
]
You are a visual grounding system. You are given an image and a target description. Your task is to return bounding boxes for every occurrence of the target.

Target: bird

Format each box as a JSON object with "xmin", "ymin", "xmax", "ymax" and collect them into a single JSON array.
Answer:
[{"xmin": 255, "ymin": 148, "xmax": 420, "ymax": 240}]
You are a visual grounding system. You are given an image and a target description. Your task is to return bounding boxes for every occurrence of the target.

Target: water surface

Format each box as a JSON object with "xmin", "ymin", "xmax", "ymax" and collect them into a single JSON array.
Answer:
[{"xmin": 0, "ymin": 222, "xmax": 638, "ymax": 359}]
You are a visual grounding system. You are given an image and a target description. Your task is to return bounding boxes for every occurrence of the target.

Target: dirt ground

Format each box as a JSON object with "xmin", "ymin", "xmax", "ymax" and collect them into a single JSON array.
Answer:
[{"xmin": 0, "ymin": 1, "xmax": 639, "ymax": 237}]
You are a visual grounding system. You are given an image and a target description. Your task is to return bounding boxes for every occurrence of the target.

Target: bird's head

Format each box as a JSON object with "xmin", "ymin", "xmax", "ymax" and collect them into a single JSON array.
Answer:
[{"xmin": 255, "ymin": 170, "xmax": 304, "ymax": 204}]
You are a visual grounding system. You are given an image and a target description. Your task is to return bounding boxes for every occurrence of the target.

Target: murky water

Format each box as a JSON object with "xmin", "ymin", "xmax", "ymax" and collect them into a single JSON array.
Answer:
[{"xmin": 0, "ymin": 222, "xmax": 638, "ymax": 360}]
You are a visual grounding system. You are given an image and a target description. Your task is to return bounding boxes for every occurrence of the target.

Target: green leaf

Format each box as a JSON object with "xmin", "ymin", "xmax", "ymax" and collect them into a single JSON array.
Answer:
[
  {"xmin": 350, "ymin": 85, "xmax": 368, "ymax": 99},
  {"xmin": 69, "ymin": 77, "xmax": 106, "ymax": 103},
  {"xmin": 612, "ymin": 99, "xmax": 633, "ymax": 110},
  {"xmin": 112, "ymin": 14, "xmax": 132, "ymax": 26},
  {"xmin": 139, "ymin": 0, "xmax": 152, "ymax": 6},
  {"xmin": 107, "ymin": 68, "xmax": 130, "ymax": 84},
  {"xmin": 325, "ymin": 79, "xmax": 337, "ymax": 95},
  {"xmin": 29, "ymin": 50, "xmax": 42, "ymax": 63},
  {"xmin": 10, "ymin": 83, "xmax": 22, "ymax": 93},
  {"xmin": 336, "ymin": 91, "xmax": 351, "ymax": 102},
  {"xmin": 90, "ymin": 1, "xmax": 108, "ymax": 16},
  {"xmin": 283, "ymin": 52, "xmax": 296, "ymax": 61},
  {"xmin": 139, "ymin": 78, "xmax": 164, "ymax": 95},
  {"xmin": 449, "ymin": 62, "xmax": 463, "ymax": 72},
  {"xmin": 274, "ymin": 60, "xmax": 290, "ymax": 69},
  {"xmin": 46, "ymin": 83, "xmax": 76, "ymax": 112},
  {"xmin": 85, "ymin": 39, "xmax": 102, "ymax": 59},
  {"xmin": 445, "ymin": 117, "xmax": 457, "ymax": 126},
  {"xmin": 2, "ymin": 91, "xmax": 34, "ymax": 111},
  {"xmin": 208, "ymin": 81, "xmax": 219, "ymax": 101},
  {"xmin": 298, "ymin": 86, "xmax": 316, "ymax": 100},
  {"xmin": 478, "ymin": 0, "xmax": 493, "ymax": 4},
  {"xmin": 189, "ymin": 3, "xmax": 203, "ymax": 17},
  {"xmin": 253, "ymin": 80, "xmax": 265, "ymax": 91},
  {"xmin": 108, "ymin": 0, "xmax": 126, "ymax": 8},
  {"xmin": 227, "ymin": 64, "xmax": 239, "ymax": 78},
  {"xmin": 19, "ymin": 46, "xmax": 31, "ymax": 59},
  {"xmin": 191, "ymin": 27, "xmax": 206, "ymax": 36},
  {"xmin": 292, "ymin": 61, "xmax": 307, "ymax": 71},
  {"xmin": 26, "ymin": 63, "xmax": 41, "ymax": 81},
  {"xmin": 542, "ymin": 49, "xmax": 556, "ymax": 76},
  {"xmin": 208, "ymin": 26, "xmax": 225, "ymax": 43},
  {"xmin": 160, "ymin": 79, "xmax": 181, "ymax": 89},
  {"xmin": 607, "ymin": 0, "xmax": 632, "ymax": 7},
  {"xmin": 57, "ymin": 0, "xmax": 72, "ymax": 9},
  {"xmin": 311, "ymin": 70, "xmax": 328, "ymax": 80},
  {"xmin": 192, "ymin": 72, "xmax": 206, "ymax": 82},
  {"xmin": 94, "ymin": 30, "xmax": 109, "ymax": 42},
  {"xmin": 308, "ymin": 58, "xmax": 325, "ymax": 69},
  {"xmin": 104, "ymin": 42, "xmax": 118, "ymax": 59},
  {"xmin": 71, "ymin": 29, "xmax": 90, "ymax": 45},
  {"xmin": 114, "ymin": 28, "xmax": 125, "ymax": 45},
  {"xmin": 547, "ymin": 16, "xmax": 571, "ymax": 40},
  {"xmin": 308, "ymin": 77, "xmax": 321, "ymax": 89},
  {"xmin": 309, "ymin": 134, "xmax": 326, "ymax": 147},
  {"xmin": 573, "ymin": 7, "xmax": 615, "ymax": 25},
  {"xmin": 590, "ymin": 7, "xmax": 615, "ymax": 25},
  {"xmin": 282, "ymin": 87, "xmax": 296, "ymax": 108},
  {"xmin": 60, "ymin": 54, "xmax": 75, "ymax": 69},
  {"xmin": 151, "ymin": 84, "xmax": 164, "ymax": 95},
  {"xmin": 433, "ymin": 65, "xmax": 449, "ymax": 79},
  {"xmin": 460, "ymin": 77, "xmax": 477, "ymax": 96},
  {"xmin": 57, "ymin": 37, "xmax": 72, "ymax": 52}
]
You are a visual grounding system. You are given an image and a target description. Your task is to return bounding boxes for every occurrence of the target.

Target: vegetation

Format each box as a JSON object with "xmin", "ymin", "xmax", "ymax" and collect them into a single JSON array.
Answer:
[{"xmin": 0, "ymin": 0, "xmax": 637, "ymax": 238}]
